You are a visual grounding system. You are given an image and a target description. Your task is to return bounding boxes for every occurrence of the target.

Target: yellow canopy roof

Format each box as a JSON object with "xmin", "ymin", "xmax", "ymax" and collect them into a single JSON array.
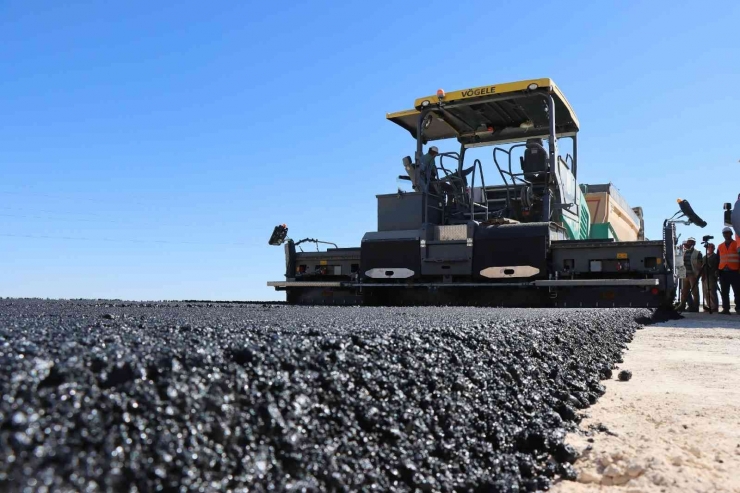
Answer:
[{"xmin": 387, "ymin": 78, "xmax": 579, "ymax": 146}]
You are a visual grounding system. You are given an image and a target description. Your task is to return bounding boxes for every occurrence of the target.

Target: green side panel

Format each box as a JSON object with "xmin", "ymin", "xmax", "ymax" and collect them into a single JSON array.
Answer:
[
  {"xmin": 563, "ymin": 189, "xmax": 591, "ymax": 240},
  {"xmin": 578, "ymin": 192, "xmax": 590, "ymax": 240},
  {"xmin": 589, "ymin": 223, "xmax": 620, "ymax": 241},
  {"xmin": 562, "ymin": 219, "xmax": 577, "ymax": 240}
]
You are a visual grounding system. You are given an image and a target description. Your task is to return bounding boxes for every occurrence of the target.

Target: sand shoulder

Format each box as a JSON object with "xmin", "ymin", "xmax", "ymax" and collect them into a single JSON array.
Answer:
[{"xmin": 552, "ymin": 312, "xmax": 740, "ymax": 493}]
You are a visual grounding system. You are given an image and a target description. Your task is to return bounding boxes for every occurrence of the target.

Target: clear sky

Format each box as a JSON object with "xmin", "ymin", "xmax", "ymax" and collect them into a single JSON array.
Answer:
[{"xmin": 1, "ymin": 1, "xmax": 738, "ymax": 301}]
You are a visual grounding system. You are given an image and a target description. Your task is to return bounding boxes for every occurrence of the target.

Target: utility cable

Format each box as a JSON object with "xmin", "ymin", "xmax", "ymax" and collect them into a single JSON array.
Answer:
[
  {"xmin": 0, "ymin": 233, "xmax": 249, "ymax": 247},
  {"xmin": 0, "ymin": 206, "xmax": 112, "ymax": 218},
  {"xmin": 0, "ymin": 189, "xmax": 151, "ymax": 207},
  {"xmin": 0, "ymin": 213, "xmax": 131, "ymax": 225},
  {"xmin": 0, "ymin": 211, "xmax": 235, "ymax": 229}
]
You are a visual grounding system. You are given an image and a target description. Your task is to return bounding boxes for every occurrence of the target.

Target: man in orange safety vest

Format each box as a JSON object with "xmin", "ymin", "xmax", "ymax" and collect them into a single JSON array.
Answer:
[{"xmin": 717, "ymin": 226, "xmax": 740, "ymax": 314}]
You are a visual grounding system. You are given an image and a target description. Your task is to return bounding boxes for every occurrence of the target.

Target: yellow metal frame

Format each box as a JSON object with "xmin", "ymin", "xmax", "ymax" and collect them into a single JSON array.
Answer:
[
  {"xmin": 385, "ymin": 78, "xmax": 579, "ymax": 143},
  {"xmin": 412, "ymin": 78, "xmax": 554, "ymax": 109}
]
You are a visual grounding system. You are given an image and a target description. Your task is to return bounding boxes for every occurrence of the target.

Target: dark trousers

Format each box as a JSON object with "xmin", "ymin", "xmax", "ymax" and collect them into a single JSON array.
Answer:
[
  {"xmin": 719, "ymin": 269, "xmax": 740, "ymax": 312},
  {"xmin": 680, "ymin": 275, "xmax": 700, "ymax": 310},
  {"xmin": 702, "ymin": 275, "xmax": 719, "ymax": 311}
]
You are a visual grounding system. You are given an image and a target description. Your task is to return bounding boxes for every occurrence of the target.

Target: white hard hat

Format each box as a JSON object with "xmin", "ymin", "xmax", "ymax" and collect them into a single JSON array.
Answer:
[
  {"xmin": 687, "ymin": 237, "xmax": 696, "ymax": 242},
  {"xmin": 723, "ymin": 226, "xmax": 733, "ymax": 233},
  {"xmin": 429, "ymin": 146, "xmax": 439, "ymax": 153}
]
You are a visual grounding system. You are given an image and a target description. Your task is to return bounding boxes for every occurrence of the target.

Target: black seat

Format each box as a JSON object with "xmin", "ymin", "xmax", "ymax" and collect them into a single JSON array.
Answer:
[{"xmin": 520, "ymin": 138, "xmax": 547, "ymax": 182}]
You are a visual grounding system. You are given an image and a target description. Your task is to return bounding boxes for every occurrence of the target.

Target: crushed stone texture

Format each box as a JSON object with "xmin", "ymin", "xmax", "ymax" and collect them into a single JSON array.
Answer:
[{"xmin": 0, "ymin": 300, "xmax": 649, "ymax": 492}]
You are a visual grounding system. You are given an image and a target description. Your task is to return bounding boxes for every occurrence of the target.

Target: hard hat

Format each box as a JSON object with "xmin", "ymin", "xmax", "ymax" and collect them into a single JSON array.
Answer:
[
  {"xmin": 429, "ymin": 146, "xmax": 439, "ymax": 153},
  {"xmin": 687, "ymin": 237, "xmax": 696, "ymax": 242},
  {"xmin": 723, "ymin": 226, "xmax": 733, "ymax": 233}
]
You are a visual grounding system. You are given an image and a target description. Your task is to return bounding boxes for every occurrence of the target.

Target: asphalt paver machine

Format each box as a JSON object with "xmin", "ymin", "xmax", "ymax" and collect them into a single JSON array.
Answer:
[{"xmin": 268, "ymin": 78, "xmax": 690, "ymax": 307}]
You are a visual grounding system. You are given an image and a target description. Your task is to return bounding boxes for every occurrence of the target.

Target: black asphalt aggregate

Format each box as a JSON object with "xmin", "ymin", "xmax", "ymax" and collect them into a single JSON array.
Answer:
[{"xmin": 0, "ymin": 300, "xmax": 650, "ymax": 492}]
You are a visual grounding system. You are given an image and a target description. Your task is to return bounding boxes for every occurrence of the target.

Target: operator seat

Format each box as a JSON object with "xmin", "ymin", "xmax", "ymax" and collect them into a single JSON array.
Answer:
[
  {"xmin": 402, "ymin": 155, "xmax": 442, "ymax": 194},
  {"xmin": 520, "ymin": 138, "xmax": 548, "ymax": 182},
  {"xmin": 402, "ymin": 156, "xmax": 420, "ymax": 190}
]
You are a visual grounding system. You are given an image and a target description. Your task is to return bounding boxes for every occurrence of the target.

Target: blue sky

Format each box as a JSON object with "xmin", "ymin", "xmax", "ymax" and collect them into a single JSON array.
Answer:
[{"xmin": 1, "ymin": 1, "xmax": 738, "ymax": 301}]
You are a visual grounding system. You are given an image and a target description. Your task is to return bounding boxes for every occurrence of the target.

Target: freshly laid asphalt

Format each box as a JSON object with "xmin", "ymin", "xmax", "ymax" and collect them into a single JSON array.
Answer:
[{"xmin": 0, "ymin": 300, "xmax": 649, "ymax": 492}]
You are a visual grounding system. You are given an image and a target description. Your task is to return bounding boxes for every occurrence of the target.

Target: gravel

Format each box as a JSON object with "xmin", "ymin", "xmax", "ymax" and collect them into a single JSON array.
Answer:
[
  {"xmin": 0, "ymin": 299, "xmax": 650, "ymax": 492},
  {"xmin": 618, "ymin": 370, "xmax": 633, "ymax": 382}
]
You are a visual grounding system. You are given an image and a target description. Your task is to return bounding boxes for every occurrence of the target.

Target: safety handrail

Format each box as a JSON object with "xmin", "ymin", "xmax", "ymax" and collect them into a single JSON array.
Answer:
[
  {"xmin": 468, "ymin": 159, "xmax": 489, "ymax": 221},
  {"xmin": 492, "ymin": 142, "xmax": 550, "ymax": 213},
  {"xmin": 437, "ymin": 152, "xmax": 460, "ymax": 181},
  {"xmin": 564, "ymin": 153, "xmax": 573, "ymax": 170},
  {"xmin": 421, "ymin": 152, "xmax": 460, "ymax": 224}
]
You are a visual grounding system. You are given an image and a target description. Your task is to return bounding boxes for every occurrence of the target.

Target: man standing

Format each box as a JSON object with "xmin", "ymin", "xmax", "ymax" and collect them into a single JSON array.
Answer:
[
  {"xmin": 717, "ymin": 226, "xmax": 740, "ymax": 314},
  {"xmin": 674, "ymin": 241, "xmax": 687, "ymax": 308},
  {"xmin": 678, "ymin": 237, "xmax": 702, "ymax": 312},
  {"xmin": 701, "ymin": 242, "xmax": 719, "ymax": 312}
]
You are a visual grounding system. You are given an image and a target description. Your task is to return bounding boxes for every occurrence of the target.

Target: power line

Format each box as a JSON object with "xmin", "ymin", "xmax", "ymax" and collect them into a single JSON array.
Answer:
[
  {"xmin": 0, "ymin": 233, "xmax": 249, "ymax": 247},
  {"xmin": 0, "ymin": 210, "xmax": 236, "ymax": 229},
  {"xmin": 0, "ymin": 206, "xmax": 112, "ymax": 218},
  {"xmin": 0, "ymin": 192, "xmax": 223, "ymax": 225},
  {"xmin": 0, "ymin": 189, "xmax": 153, "ymax": 207},
  {"xmin": 0, "ymin": 190, "xmax": 252, "ymax": 246},
  {"xmin": 0, "ymin": 213, "xmax": 131, "ymax": 225}
]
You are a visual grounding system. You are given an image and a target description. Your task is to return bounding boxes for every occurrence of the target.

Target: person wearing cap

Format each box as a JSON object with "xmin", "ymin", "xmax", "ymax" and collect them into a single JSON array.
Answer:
[
  {"xmin": 678, "ymin": 237, "xmax": 702, "ymax": 312},
  {"xmin": 419, "ymin": 146, "xmax": 439, "ymax": 183},
  {"xmin": 700, "ymin": 242, "xmax": 719, "ymax": 312},
  {"xmin": 674, "ymin": 241, "xmax": 687, "ymax": 309},
  {"xmin": 417, "ymin": 146, "xmax": 475, "ymax": 205},
  {"xmin": 717, "ymin": 226, "xmax": 740, "ymax": 314},
  {"xmin": 419, "ymin": 145, "xmax": 460, "ymax": 201}
]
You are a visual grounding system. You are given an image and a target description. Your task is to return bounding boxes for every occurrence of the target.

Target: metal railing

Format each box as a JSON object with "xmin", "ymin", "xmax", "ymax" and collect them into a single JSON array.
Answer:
[{"xmin": 468, "ymin": 159, "xmax": 489, "ymax": 221}]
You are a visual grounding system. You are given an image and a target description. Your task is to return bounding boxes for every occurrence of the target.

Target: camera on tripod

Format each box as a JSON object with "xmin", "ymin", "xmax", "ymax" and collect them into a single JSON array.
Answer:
[{"xmin": 701, "ymin": 234, "xmax": 714, "ymax": 247}]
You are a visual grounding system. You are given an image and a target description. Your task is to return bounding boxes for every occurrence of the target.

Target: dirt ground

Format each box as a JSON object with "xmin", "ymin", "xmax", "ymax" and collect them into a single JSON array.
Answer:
[{"xmin": 552, "ymin": 312, "xmax": 740, "ymax": 493}]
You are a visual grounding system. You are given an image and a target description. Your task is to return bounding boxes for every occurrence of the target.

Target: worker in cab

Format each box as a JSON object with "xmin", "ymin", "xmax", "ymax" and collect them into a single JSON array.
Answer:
[
  {"xmin": 717, "ymin": 226, "xmax": 740, "ymax": 314},
  {"xmin": 700, "ymin": 242, "xmax": 719, "ymax": 312},
  {"xmin": 417, "ymin": 145, "xmax": 476, "ymax": 209},
  {"xmin": 678, "ymin": 237, "xmax": 702, "ymax": 312},
  {"xmin": 418, "ymin": 145, "xmax": 452, "ymax": 200},
  {"xmin": 419, "ymin": 146, "xmax": 439, "ymax": 184}
]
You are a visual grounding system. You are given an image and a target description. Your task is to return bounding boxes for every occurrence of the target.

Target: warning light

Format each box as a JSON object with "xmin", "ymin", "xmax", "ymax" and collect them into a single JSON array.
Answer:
[
  {"xmin": 436, "ymin": 89, "xmax": 445, "ymax": 99},
  {"xmin": 269, "ymin": 224, "xmax": 289, "ymax": 246},
  {"xmin": 651, "ymin": 288, "xmax": 659, "ymax": 295}
]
